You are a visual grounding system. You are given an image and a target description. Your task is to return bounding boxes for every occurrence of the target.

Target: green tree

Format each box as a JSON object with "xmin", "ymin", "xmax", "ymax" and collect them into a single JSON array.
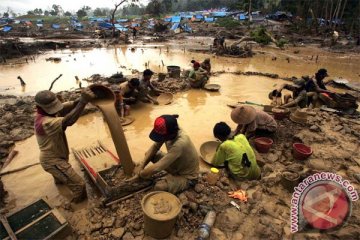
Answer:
[
  {"xmin": 3, "ymin": 12, "xmax": 9, "ymax": 18},
  {"xmin": 44, "ymin": 10, "xmax": 50, "ymax": 16},
  {"xmin": 64, "ymin": 11, "xmax": 72, "ymax": 17},
  {"xmin": 27, "ymin": 10, "xmax": 35, "ymax": 15},
  {"xmin": 33, "ymin": 8, "xmax": 43, "ymax": 15},
  {"xmin": 76, "ymin": 9, "xmax": 87, "ymax": 18}
]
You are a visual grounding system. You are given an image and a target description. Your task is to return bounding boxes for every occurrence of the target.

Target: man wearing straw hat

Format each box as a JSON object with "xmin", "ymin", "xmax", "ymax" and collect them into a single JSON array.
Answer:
[
  {"xmin": 212, "ymin": 122, "xmax": 261, "ymax": 180},
  {"xmin": 34, "ymin": 89, "xmax": 95, "ymax": 202},
  {"xmin": 136, "ymin": 114, "xmax": 199, "ymax": 194},
  {"xmin": 231, "ymin": 105, "xmax": 277, "ymax": 138}
]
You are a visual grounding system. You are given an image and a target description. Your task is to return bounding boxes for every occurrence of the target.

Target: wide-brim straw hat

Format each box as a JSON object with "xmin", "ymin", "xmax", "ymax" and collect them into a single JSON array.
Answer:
[
  {"xmin": 290, "ymin": 109, "xmax": 308, "ymax": 124},
  {"xmin": 35, "ymin": 90, "xmax": 63, "ymax": 115},
  {"xmin": 231, "ymin": 105, "xmax": 257, "ymax": 125}
]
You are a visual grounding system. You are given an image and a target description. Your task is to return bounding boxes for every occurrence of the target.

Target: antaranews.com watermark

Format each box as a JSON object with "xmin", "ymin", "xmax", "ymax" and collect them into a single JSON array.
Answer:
[{"xmin": 291, "ymin": 172, "xmax": 359, "ymax": 233}]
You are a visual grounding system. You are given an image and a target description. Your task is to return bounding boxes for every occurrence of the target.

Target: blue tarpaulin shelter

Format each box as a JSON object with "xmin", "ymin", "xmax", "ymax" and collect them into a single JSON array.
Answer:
[
  {"xmin": 131, "ymin": 23, "xmax": 140, "ymax": 27},
  {"xmin": 164, "ymin": 17, "xmax": 172, "ymax": 22},
  {"xmin": 51, "ymin": 24, "xmax": 60, "ymax": 29},
  {"xmin": 195, "ymin": 14, "xmax": 204, "ymax": 20},
  {"xmin": 170, "ymin": 23, "xmax": 179, "ymax": 31},
  {"xmin": 212, "ymin": 12, "xmax": 227, "ymax": 17},
  {"xmin": 239, "ymin": 14, "xmax": 247, "ymax": 20},
  {"xmin": 117, "ymin": 19, "xmax": 128, "ymax": 23},
  {"xmin": 98, "ymin": 22, "xmax": 112, "ymax": 29},
  {"xmin": 2, "ymin": 26, "xmax": 12, "ymax": 32},
  {"xmin": 205, "ymin": 18, "xmax": 215, "ymax": 22},
  {"xmin": 171, "ymin": 16, "xmax": 181, "ymax": 23},
  {"xmin": 36, "ymin": 23, "xmax": 44, "ymax": 28},
  {"xmin": 114, "ymin": 24, "xmax": 128, "ymax": 31}
]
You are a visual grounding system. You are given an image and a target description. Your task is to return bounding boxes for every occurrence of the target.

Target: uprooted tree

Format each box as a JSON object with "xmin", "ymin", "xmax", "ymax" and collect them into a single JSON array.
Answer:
[{"xmin": 111, "ymin": 0, "xmax": 139, "ymax": 37}]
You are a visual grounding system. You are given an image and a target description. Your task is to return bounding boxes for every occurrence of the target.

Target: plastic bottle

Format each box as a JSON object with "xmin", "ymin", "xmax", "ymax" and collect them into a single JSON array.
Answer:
[
  {"xmin": 206, "ymin": 167, "xmax": 219, "ymax": 185},
  {"xmin": 198, "ymin": 210, "xmax": 216, "ymax": 240}
]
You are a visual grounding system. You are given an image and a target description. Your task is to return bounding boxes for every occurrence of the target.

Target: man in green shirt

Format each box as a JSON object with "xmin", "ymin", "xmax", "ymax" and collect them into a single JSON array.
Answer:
[{"xmin": 211, "ymin": 122, "xmax": 261, "ymax": 180}]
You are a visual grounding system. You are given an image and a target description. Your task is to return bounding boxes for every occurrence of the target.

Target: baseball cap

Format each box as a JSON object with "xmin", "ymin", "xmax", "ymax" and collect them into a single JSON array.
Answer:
[{"xmin": 149, "ymin": 115, "xmax": 179, "ymax": 142}]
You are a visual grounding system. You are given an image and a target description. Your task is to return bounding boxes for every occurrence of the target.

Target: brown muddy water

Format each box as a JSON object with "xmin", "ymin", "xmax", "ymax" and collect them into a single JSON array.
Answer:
[{"xmin": 1, "ymin": 39, "xmax": 360, "ymax": 212}]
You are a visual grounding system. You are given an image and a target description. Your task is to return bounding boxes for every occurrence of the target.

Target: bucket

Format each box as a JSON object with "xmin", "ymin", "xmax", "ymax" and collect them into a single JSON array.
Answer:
[
  {"xmin": 281, "ymin": 171, "xmax": 300, "ymax": 192},
  {"xmin": 254, "ymin": 137, "xmax": 273, "ymax": 153},
  {"xmin": 167, "ymin": 65, "xmax": 181, "ymax": 78},
  {"xmin": 158, "ymin": 73, "xmax": 166, "ymax": 81},
  {"xmin": 88, "ymin": 84, "xmax": 115, "ymax": 105},
  {"xmin": 293, "ymin": 143, "xmax": 312, "ymax": 160},
  {"xmin": 141, "ymin": 191, "xmax": 182, "ymax": 239}
]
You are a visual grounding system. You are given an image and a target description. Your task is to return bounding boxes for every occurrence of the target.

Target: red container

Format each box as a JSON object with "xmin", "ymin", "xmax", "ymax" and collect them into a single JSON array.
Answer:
[
  {"xmin": 293, "ymin": 143, "xmax": 312, "ymax": 160},
  {"xmin": 254, "ymin": 137, "xmax": 273, "ymax": 153}
]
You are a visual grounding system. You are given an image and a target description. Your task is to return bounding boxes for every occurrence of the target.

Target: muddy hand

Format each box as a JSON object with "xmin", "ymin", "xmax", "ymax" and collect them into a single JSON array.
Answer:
[
  {"xmin": 125, "ymin": 174, "xmax": 140, "ymax": 182},
  {"xmin": 81, "ymin": 88, "xmax": 96, "ymax": 103}
]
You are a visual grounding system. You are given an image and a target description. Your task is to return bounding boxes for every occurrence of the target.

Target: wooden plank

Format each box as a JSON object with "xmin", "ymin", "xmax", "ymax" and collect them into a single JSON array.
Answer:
[{"xmin": 0, "ymin": 214, "xmax": 18, "ymax": 240}]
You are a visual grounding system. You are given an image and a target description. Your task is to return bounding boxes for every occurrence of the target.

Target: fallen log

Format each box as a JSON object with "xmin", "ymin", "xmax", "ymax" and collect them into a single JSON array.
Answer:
[{"xmin": 0, "ymin": 163, "xmax": 40, "ymax": 177}]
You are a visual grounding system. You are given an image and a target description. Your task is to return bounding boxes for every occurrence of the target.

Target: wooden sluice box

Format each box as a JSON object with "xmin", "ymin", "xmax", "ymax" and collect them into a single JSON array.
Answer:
[
  {"xmin": 72, "ymin": 142, "xmax": 154, "ymax": 204},
  {"xmin": 0, "ymin": 199, "xmax": 71, "ymax": 240}
]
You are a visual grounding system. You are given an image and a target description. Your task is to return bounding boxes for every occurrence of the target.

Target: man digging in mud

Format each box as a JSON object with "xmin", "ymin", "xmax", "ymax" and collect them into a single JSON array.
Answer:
[
  {"xmin": 212, "ymin": 122, "xmax": 261, "ymax": 180},
  {"xmin": 188, "ymin": 62, "xmax": 209, "ymax": 88},
  {"xmin": 139, "ymin": 69, "xmax": 159, "ymax": 105},
  {"xmin": 134, "ymin": 115, "xmax": 199, "ymax": 194},
  {"xmin": 231, "ymin": 105, "xmax": 277, "ymax": 138},
  {"xmin": 34, "ymin": 88, "xmax": 95, "ymax": 203}
]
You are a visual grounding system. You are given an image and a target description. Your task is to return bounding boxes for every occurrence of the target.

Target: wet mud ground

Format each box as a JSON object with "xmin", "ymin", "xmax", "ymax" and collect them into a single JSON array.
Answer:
[{"xmin": 0, "ymin": 38, "xmax": 360, "ymax": 239}]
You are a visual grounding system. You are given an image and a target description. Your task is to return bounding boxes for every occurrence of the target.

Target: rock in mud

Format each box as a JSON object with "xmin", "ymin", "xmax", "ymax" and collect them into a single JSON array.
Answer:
[
  {"xmin": 231, "ymin": 231, "xmax": 244, "ymax": 240},
  {"xmin": 122, "ymin": 231, "xmax": 135, "ymax": 240},
  {"xmin": 215, "ymin": 208, "xmax": 243, "ymax": 232},
  {"xmin": 102, "ymin": 217, "xmax": 115, "ymax": 228},
  {"xmin": 307, "ymin": 159, "xmax": 327, "ymax": 171},
  {"xmin": 333, "ymin": 125, "xmax": 343, "ymax": 132},
  {"xmin": 194, "ymin": 183, "xmax": 205, "ymax": 193},
  {"xmin": 111, "ymin": 227, "xmax": 125, "ymax": 239},
  {"xmin": 310, "ymin": 125, "xmax": 321, "ymax": 132},
  {"xmin": 90, "ymin": 223, "xmax": 102, "ymax": 232},
  {"xmin": 210, "ymin": 228, "xmax": 227, "ymax": 240}
]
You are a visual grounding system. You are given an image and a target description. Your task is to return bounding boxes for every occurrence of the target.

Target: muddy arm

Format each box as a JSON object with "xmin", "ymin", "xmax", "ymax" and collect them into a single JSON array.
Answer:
[{"xmin": 62, "ymin": 100, "xmax": 87, "ymax": 130}]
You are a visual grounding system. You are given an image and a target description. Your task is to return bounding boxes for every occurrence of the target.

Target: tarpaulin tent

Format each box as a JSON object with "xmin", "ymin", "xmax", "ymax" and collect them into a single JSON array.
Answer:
[
  {"xmin": 164, "ymin": 17, "xmax": 172, "ymax": 22},
  {"xmin": 170, "ymin": 23, "xmax": 179, "ymax": 31},
  {"xmin": 117, "ymin": 19, "xmax": 128, "ymax": 23},
  {"xmin": 36, "ymin": 23, "xmax": 44, "ymax": 28},
  {"xmin": 131, "ymin": 23, "xmax": 140, "ymax": 27},
  {"xmin": 239, "ymin": 14, "xmax": 247, "ymax": 20},
  {"xmin": 171, "ymin": 16, "xmax": 181, "ymax": 23},
  {"xmin": 212, "ymin": 12, "xmax": 227, "ymax": 17},
  {"xmin": 204, "ymin": 18, "xmax": 215, "ymax": 23},
  {"xmin": 195, "ymin": 14, "xmax": 204, "ymax": 20},
  {"xmin": 98, "ymin": 22, "xmax": 112, "ymax": 29},
  {"xmin": 114, "ymin": 24, "xmax": 128, "ymax": 31},
  {"xmin": 2, "ymin": 26, "xmax": 12, "ymax": 32},
  {"xmin": 51, "ymin": 24, "xmax": 60, "ymax": 29}
]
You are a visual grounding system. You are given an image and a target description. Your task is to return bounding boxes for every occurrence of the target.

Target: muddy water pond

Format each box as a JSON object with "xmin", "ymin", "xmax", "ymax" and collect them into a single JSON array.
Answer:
[{"xmin": 1, "ymin": 40, "xmax": 360, "ymax": 212}]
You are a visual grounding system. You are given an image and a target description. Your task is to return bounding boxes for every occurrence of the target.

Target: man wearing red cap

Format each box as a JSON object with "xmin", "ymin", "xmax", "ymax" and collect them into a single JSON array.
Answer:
[{"xmin": 137, "ymin": 115, "xmax": 199, "ymax": 194}]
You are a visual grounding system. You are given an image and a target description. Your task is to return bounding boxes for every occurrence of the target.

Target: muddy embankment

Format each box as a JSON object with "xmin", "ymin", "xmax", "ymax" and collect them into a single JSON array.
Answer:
[{"xmin": 0, "ymin": 39, "xmax": 103, "ymax": 61}]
